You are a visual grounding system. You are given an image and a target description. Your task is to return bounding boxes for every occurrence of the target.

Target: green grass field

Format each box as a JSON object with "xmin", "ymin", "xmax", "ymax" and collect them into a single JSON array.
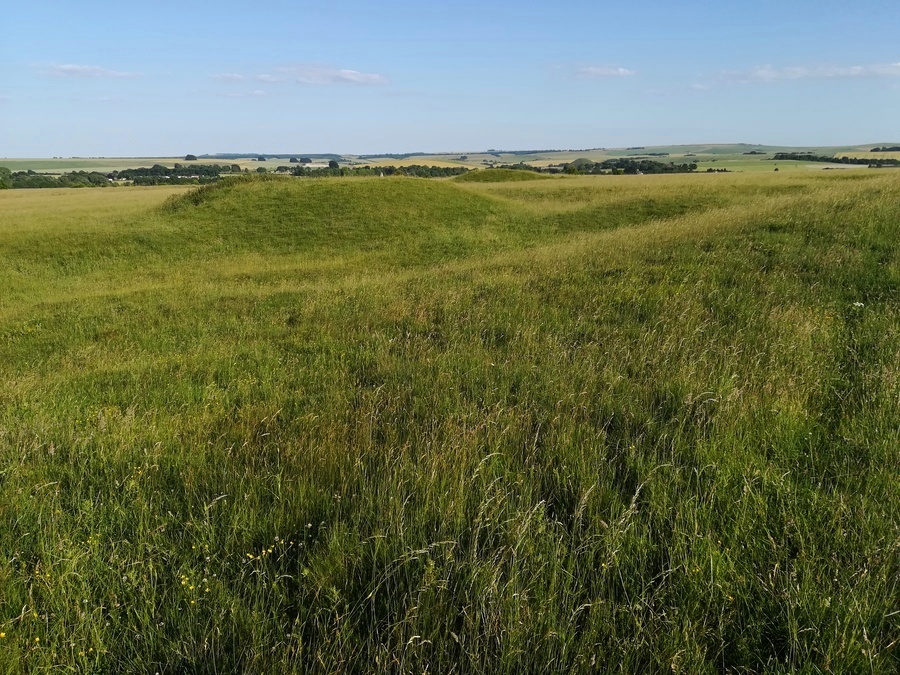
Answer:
[
  {"xmin": 454, "ymin": 168, "xmax": 552, "ymax": 183},
  {"xmin": 0, "ymin": 158, "xmax": 188, "ymax": 174},
  {"xmin": 0, "ymin": 172, "xmax": 897, "ymax": 672}
]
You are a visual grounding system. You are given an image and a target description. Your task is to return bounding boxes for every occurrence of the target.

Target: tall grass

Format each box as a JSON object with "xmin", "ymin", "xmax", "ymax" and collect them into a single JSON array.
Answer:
[{"xmin": 0, "ymin": 172, "xmax": 897, "ymax": 672}]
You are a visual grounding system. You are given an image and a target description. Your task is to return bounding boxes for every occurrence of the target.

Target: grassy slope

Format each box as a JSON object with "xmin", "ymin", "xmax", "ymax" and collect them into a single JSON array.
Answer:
[
  {"xmin": 454, "ymin": 168, "xmax": 551, "ymax": 183},
  {"xmin": 0, "ymin": 173, "xmax": 897, "ymax": 673}
]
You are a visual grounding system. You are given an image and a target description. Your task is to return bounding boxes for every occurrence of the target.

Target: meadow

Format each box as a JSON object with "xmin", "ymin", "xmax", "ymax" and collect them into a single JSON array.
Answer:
[{"xmin": 0, "ymin": 170, "xmax": 897, "ymax": 673}]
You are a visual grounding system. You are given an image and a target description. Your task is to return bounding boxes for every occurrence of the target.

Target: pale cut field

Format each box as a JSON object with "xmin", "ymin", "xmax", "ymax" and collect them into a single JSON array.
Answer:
[
  {"xmin": 356, "ymin": 157, "xmax": 470, "ymax": 169},
  {"xmin": 831, "ymin": 150, "xmax": 900, "ymax": 161},
  {"xmin": 694, "ymin": 158, "xmax": 867, "ymax": 173}
]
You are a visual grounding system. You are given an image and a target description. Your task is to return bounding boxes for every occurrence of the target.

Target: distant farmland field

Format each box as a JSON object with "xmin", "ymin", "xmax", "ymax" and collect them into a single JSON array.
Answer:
[
  {"xmin": 832, "ymin": 150, "xmax": 900, "ymax": 161},
  {"xmin": 0, "ymin": 158, "xmax": 188, "ymax": 174},
  {"xmin": 0, "ymin": 171, "xmax": 897, "ymax": 672},
  {"xmin": 6, "ymin": 142, "xmax": 896, "ymax": 176}
]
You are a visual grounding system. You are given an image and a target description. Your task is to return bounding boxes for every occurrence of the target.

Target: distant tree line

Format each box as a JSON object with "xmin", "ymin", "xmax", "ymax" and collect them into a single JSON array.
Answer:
[
  {"xmin": 494, "ymin": 163, "xmax": 544, "ymax": 173},
  {"xmin": 111, "ymin": 164, "xmax": 233, "ymax": 184},
  {"xmin": 0, "ymin": 164, "xmax": 239, "ymax": 189},
  {"xmin": 492, "ymin": 149, "xmax": 570, "ymax": 156},
  {"xmin": 357, "ymin": 153, "xmax": 431, "ymax": 160},
  {"xmin": 771, "ymin": 153, "xmax": 900, "ymax": 167},
  {"xmin": 0, "ymin": 169, "xmax": 115, "ymax": 189},
  {"xmin": 0, "ymin": 163, "xmax": 473, "ymax": 190},
  {"xmin": 564, "ymin": 159, "xmax": 697, "ymax": 175},
  {"xmin": 196, "ymin": 153, "xmax": 343, "ymax": 161},
  {"xmin": 290, "ymin": 164, "xmax": 470, "ymax": 178},
  {"xmin": 870, "ymin": 146, "xmax": 900, "ymax": 152},
  {"xmin": 489, "ymin": 159, "xmax": 697, "ymax": 175}
]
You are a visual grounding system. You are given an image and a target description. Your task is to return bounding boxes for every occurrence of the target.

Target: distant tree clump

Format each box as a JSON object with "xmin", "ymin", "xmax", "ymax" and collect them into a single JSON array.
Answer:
[
  {"xmin": 299, "ymin": 158, "xmax": 312, "ymax": 164},
  {"xmin": 289, "ymin": 157, "xmax": 299, "ymax": 163},
  {"xmin": 560, "ymin": 158, "xmax": 697, "ymax": 175},
  {"xmin": 290, "ymin": 164, "xmax": 470, "ymax": 179},
  {"xmin": 256, "ymin": 167, "xmax": 267, "ymax": 173},
  {"xmin": 257, "ymin": 156, "xmax": 267, "ymax": 162},
  {"xmin": 771, "ymin": 152, "xmax": 900, "ymax": 167},
  {"xmin": 495, "ymin": 162, "xmax": 544, "ymax": 173},
  {"xmin": 328, "ymin": 160, "xmax": 340, "ymax": 169},
  {"xmin": 105, "ymin": 163, "xmax": 230, "ymax": 186},
  {"xmin": 184, "ymin": 154, "xmax": 198, "ymax": 161},
  {"xmin": 2, "ymin": 169, "xmax": 114, "ymax": 189}
]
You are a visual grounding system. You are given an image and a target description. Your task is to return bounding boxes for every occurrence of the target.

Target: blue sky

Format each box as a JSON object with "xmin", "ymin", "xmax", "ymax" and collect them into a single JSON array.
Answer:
[{"xmin": 3, "ymin": 1, "xmax": 899, "ymax": 156}]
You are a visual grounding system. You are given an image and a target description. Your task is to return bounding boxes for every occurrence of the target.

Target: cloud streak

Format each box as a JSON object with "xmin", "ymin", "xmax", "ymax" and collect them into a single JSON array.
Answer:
[
  {"xmin": 211, "ymin": 64, "xmax": 387, "ymax": 86},
  {"xmin": 277, "ymin": 65, "xmax": 387, "ymax": 85},
  {"xmin": 576, "ymin": 65, "xmax": 636, "ymax": 78},
  {"xmin": 211, "ymin": 73, "xmax": 247, "ymax": 82},
  {"xmin": 45, "ymin": 64, "xmax": 138, "ymax": 78},
  {"xmin": 724, "ymin": 61, "xmax": 900, "ymax": 84},
  {"xmin": 220, "ymin": 90, "xmax": 267, "ymax": 98}
]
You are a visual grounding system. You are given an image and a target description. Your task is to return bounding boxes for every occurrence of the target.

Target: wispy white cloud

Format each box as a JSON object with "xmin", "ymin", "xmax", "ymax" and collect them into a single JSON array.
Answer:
[
  {"xmin": 45, "ymin": 64, "xmax": 138, "ymax": 78},
  {"xmin": 210, "ymin": 64, "xmax": 386, "ymax": 86},
  {"xmin": 211, "ymin": 73, "xmax": 247, "ymax": 82},
  {"xmin": 220, "ymin": 90, "xmax": 267, "ymax": 98},
  {"xmin": 576, "ymin": 65, "xmax": 636, "ymax": 78},
  {"xmin": 276, "ymin": 64, "xmax": 388, "ymax": 85},
  {"xmin": 724, "ymin": 61, "xmax": 900, "ymax": 84},
  {"xmin": 689, "ymin": 83, "xmax": 710, "ymax": 91}
]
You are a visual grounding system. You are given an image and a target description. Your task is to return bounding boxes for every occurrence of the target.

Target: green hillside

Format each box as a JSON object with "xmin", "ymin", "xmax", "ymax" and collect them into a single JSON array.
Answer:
[
  {"xmin": 0, "ymin": 172, "xmax": 897, "ymax": 672},
  {"xmin": 454, "ymin": 168, "xmax": 551, "ymax": 182}
]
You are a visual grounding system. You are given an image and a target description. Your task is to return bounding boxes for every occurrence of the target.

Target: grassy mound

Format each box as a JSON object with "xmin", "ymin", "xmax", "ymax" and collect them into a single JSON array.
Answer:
[
  {"xmin": 0, "ymin": 171, "xmax": 897, "ymax": 672},
  {"xmin": 454, "ymin": 168, "xmax": 551, "ymax": 182},
  {"xmin": 161, "ymin": 174, "xmax": 501, "ymax": 255}
]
